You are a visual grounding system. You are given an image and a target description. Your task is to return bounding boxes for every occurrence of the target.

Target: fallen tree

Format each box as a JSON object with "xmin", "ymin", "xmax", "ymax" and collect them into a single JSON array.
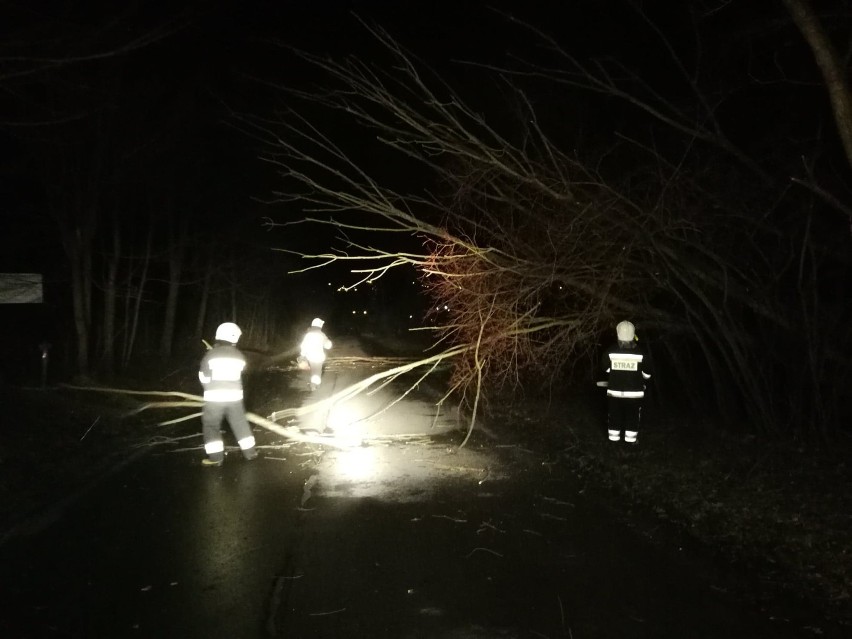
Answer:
[{"xmin": 237, "ymin": 9, "xmax": 850, "ymax": 438}]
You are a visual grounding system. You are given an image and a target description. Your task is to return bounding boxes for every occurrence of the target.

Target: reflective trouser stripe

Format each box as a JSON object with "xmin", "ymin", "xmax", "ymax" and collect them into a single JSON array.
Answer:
[
  {"xmin": 205, "ymin": 440, "xmax": 224, "ymax": 454},
  {"xmin": 238, "ymin": 436, "xmax": 256, "ymax": 450},
  {"xmin": 203, "ymin": 389, "xmax": 244, "ymax": 402},
  {"xmin": 608, "ymin": 429, "xmax": 621, "ymax": 441},
  {"xmin": 624, "ymin": 431, "xmax": 638, "ymax": 443},
  {"xmin": 607, "ymin": 390, "xmax": 645, "ymax": 398}
]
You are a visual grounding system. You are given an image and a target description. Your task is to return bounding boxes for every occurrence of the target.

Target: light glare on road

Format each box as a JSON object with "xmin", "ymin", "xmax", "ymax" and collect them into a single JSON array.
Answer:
[{"xmin": 332, "ymin": 446, "xmax": 378, "ymax": 481}]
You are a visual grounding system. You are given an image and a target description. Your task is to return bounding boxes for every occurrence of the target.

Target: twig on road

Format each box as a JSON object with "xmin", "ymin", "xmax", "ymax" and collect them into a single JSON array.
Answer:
[
  {"xmin": 476, "ymin": 520, "xmax": 506, "ymax": 534},
  {"xmin": 308, "ymin": 608, "xmax": 346, "ymax": 616},
  {"xmin": 365, "ymin": 433, "xmax": 432, "ymax": 444},
  {"xmin": 558, "ymin": 593, "xmax": 574, "ymax": 639},
  {"xmin": 79, "ymin": 416, "xmax": 100, "ymax": 441},
  {"xmin": 496, "ymin": 444, "xmax": 535, "ymax": 454},
  {"xmin": 416, "ymin": 461, "xmax": 487, "ymax": 474},
  {"xmin": 257, "ymin": 442, "xmax": 295, "ymax": 450},
  {"xmin": 540, "ymin": 512, "xmax": 568, "ymax": 522},
  {"xmin": 465, "ymin": 547, "xmax": 504, "ymax": 559},
  {"xmin": 432, "ymin": 514, "xmax": 468, "ymax": 523},
  {"xmin": 157, "ymin": 411, "xmax": 202, "ymax": 426},
  {"xmin": 140, "ymin": 434, "xmax": 201, "ymax": 449},
  {"xmin": 541, "ymin": 496, "xmax": 575, "ymax": 507}
]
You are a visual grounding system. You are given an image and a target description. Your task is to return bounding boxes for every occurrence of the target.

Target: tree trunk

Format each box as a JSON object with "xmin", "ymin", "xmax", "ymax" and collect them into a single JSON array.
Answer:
[
  {"xmin": 159, "ymin": 215, "xmax": 187, "ymax": 358},
  {"xmin": 195, "ymin": 249, "xmax": 213, "ymax": 340},
  {"xmin": 230, "ymin": 254, "xmax": 238, "ymax": 323},
  {"xmin": 102, "ymin": 219, "xmax": 120, "ymax": 377},
  {"xmin": 123, "ymin": 226, "xmax": 152, "ymax": 368},
  {"xmin": 783, "ymin": 0, "xmax": 852, "ymax": 179},
  {"xmin": 69, "ymin": 246, "xmax": 91, "ymax": 377}
]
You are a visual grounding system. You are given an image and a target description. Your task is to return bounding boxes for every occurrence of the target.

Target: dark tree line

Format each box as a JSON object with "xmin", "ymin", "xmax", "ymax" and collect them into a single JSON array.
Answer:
[{"xmin": 0, "ymin": 2, "xmax": 286, "ymax": 380}]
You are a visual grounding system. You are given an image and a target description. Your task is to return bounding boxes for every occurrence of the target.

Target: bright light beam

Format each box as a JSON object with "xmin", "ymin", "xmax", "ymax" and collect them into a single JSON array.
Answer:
[{"xmin": 332, "ymin": 446, "xmax": 378, "ymax": 482}]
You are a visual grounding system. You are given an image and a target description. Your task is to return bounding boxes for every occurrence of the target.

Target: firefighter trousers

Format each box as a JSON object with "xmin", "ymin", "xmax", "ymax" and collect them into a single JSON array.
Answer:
[
  {"xmin": 606, "ymin": 396, "xmax": 643, "ymax": 442},
  {"xmin": 308, "ymin": 359, "xmax": 324, "ymax": 387},
  {"xmin": 202, "ymin": 400, "xmax": 257, "ymax": 462}
]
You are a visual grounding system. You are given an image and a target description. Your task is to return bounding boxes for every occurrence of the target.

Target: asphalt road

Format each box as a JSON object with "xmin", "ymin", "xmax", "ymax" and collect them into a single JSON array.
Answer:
[{"xmin": 0, "ymin": 338, "xmax": 832, "ymax": 638}]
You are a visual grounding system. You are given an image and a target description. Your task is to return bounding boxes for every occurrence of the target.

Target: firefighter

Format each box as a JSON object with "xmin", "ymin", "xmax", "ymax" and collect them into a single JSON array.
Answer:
[
  {"xmin": 198, "ymin": 322, "xmax": 258, "ymax": 466},
  {"xmin": 300, "ymin": 317, "xmax": 332, "ymax": 389},
  {"xmin": 597, "ymin": 320, "xmax": 653, "ymax": 444}
]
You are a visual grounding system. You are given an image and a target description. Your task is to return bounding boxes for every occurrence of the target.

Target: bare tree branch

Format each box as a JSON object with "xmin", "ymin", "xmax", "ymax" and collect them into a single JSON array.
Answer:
[{"xmin": 242, "ymin": 15, "xmax": 846, "ymax": 436}]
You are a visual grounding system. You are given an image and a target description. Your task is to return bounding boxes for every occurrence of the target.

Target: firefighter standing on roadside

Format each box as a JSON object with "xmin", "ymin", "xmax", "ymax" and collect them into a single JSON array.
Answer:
[
  {"xmin": 300, "ymin": 317, "xmax": 332, "ymax": 389},
  {"xmin": 198, "ymin": 322, "xmax": 258, "ymax": 466},
  {"xmin": 597, "ymin": 320, "xmax": 653, "ymax": 444}
]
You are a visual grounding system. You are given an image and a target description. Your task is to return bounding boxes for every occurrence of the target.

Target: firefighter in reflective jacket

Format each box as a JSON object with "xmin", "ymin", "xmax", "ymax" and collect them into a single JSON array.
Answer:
[
  {"xmin": 198, "ymin": 322, "xmax": 258, "ymax": 466},
  {"xmin": 597, "ymin": 320, "xmax": 653, "ymax": 444},
  {"xmin": 300, "ymin": 317, "xmax": 332, "ymax": 388}
]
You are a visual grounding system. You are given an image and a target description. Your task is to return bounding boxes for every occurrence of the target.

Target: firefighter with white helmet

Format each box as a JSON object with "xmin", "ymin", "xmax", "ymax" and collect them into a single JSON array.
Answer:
[
  {"xmin": 198, "ymin": 322, "xmax": 258, "ymax": 466},
  {"xmin": 299, "ymin": 317, "xmax": 332, "ymax": 389},
  {"xmin": 597, "ymin": 320, "xmax": 653, "ymax": 444}
]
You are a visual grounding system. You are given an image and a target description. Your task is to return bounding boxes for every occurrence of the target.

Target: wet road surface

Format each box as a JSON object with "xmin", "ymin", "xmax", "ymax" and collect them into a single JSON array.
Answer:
[{"xmin": 0, "ymin": 339, "xmax": 834, "ymax": 637}]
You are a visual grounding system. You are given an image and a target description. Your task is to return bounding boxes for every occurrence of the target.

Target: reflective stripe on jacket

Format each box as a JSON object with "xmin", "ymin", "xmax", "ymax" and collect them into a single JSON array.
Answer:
[{"xmin": 199, "ymin": 343, "xmax": 246, "ymax": 402}]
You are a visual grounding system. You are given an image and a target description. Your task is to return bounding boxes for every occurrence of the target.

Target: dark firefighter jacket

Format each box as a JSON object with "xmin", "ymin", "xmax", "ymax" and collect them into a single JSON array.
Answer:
[{"xmin": 601, "ymin": 341, "xmax": 653, "ymax": 398}]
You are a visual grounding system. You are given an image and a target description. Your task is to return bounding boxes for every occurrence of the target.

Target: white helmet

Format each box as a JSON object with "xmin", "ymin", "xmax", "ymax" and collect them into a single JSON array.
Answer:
[
  {"xmin": 215, "ymin": 322, "xmax": 242, "ymax": 343},
  {"xmin": 311, "ymin": 317, "xmax": 325, "ymax": 328},
  {"xmin": 616, "ymin": 320, "xmax": 635, "ymax": 342}
]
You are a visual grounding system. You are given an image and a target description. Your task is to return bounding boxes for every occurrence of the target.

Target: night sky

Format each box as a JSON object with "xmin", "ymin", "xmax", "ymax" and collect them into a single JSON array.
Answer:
[
  {"xmin": 1, "ymin": 0, "xmax": 839, "ymax": 261},
  {"xmin": 0, "ymin": 2, "xmax": 547, "ymax": 281},
  {"xmin": 0, "ymin": 1, "xmax": 526, "ymax": 266}
]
